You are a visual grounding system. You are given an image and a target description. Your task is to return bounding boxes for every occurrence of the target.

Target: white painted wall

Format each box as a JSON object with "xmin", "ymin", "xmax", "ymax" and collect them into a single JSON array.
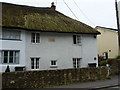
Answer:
[
  {"xmin": 0, "ymin": 28, "xmax": 26, "ymax": 72},
  {"xmin": 26, "ymin": 31, "xmax": 98, "ymax": 70},
  {"xmin": 0, "ymin": 28, "xmax": 98, "ymax": 72}
]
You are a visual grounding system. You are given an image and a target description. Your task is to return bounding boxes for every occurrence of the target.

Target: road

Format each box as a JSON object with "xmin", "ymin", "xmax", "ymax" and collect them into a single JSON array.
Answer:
[{"xmin": 51, "ymin": 75, "xmax": 119, "ymax": 89}]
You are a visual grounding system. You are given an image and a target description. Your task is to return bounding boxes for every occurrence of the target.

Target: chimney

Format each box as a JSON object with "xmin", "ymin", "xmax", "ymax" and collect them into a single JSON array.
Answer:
[{"xmin": 51, "ymin": 2, "xmax": 56, "ymax": 10}]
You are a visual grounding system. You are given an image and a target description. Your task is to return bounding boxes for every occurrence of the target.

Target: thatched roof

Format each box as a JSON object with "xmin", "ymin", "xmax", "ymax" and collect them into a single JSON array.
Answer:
[{"xmin": 1, "ymin": 2, "xmax": 100, "ymax": 34}]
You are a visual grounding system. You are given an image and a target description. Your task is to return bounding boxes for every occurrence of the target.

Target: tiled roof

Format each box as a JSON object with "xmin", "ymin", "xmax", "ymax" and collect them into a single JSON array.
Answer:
[
  {"xmin": 96, "ymin": 26, "xmax": 118, "ymax": 32},
  {"xmin": 1, "ymin": 2, "xmax": 100, "ymax": 34}
]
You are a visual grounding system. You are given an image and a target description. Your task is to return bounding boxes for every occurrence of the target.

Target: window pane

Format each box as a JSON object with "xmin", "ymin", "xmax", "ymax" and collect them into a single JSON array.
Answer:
[
  {"xmin": 73, "ymin": 58, "xmax": 76, "ymax": 68},
  {"xmin": 36, "ymin": 33, "xmax": 40, "ymax": 43},
  {"xmin": 77, "ymin": 59, "xmax": 80, "ymax": 68},
  {"xmin": 36, "ymin": 58, "xmax": 39, "ymax": 69},
  {"xmin": 14, "ymin": 51, "xmax": 19, "ymax": 64},
  {"xmin": 2, "ymin": 30, "xmax": 10, "ymax": 39},
  {"xmin": 15, "ymin": 31, "xmax": 21, "ymax": 39},
  {"xmin": 3, "ymin": 51, "xmax": 8, "ymax": 63},
  {"xmin": 31, "ymin": 33, "xmax": 35, "ymax": 43},
  {"xmin": 73, "ymin": 35, "xmax": 76, "ymax": 44},
  {"xmin": 10, "ymin": 32, "xmax": 15, "ymax": 39},
  {"xmin": 77, "ymin": 35, "xmax": 81, "ymax": 44},
  {"xmin": 31, "ymin": 58, "xmax": 34, "ymax": 69},
  {"xmin": 9, "ymin": 51, "xmax": 13, "ymax": 63}
]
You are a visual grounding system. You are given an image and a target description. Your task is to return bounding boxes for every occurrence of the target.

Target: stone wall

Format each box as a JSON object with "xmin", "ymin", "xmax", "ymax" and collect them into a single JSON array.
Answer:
[
  {"xmin": 2, "ymin": 67, "xmax": 108, "ymax": 88},
  {"xmin": 108, "ymin": 59, "xmax": 120, "ymax": 75}
]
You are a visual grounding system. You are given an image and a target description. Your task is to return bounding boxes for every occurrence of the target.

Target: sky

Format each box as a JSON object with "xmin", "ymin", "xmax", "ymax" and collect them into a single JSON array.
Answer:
[{"xmin": 1, "ymin": 0, "xmax": 120, "ymax": 29}]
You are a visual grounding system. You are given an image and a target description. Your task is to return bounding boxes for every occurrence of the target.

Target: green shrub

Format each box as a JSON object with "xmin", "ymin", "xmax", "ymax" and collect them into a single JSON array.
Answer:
[
  {"xmin": 99, "ymin": 60, "xmax": 107, "ymax": 66},
  {"xmin": 116, "ymin": 56, "xmax": 120, "ymax": 59},
  {"xmin": 5, "ymin": 65, "xmax": 10, "ymax": 72}
]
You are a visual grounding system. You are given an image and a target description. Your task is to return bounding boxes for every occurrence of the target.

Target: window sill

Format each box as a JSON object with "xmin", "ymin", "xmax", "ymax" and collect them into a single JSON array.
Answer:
[
  {"xmin": 1, "ymin": 63, "xmax": 19, "ymax": 65},
  {"xmin": 50, "ymin": 66, "xmax": 58, "ymax": 68},
  {"xmin": 73, "ymin": 44, "xmax": 82, "ymax": 46},
  {"xmin": 1, "ymin": 38, "xmax": 22, "ymax": 41},
  {"xmin": 31, "ymin": 43, "xmax": 40, "ymax": 44},
  {"xmin": 31, "ymin": 69, "xmax": 40, "ymax": 70}
]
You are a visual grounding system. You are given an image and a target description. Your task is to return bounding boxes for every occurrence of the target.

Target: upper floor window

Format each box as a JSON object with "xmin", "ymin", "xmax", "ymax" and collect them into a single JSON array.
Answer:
[
  {"xmin": 1, "ymin": 50, "xmax": 19, "ymax": 64},
  {"xmin": 31, "ymin": 33, "xmax": 40, "ymax": 43},
  {"xmin": 2, "ymin": 29, "xmax": 21, "ymax": 40},
  {"xmin": 73, "ymin": 35, "xmax": 81, "ymax": 45}
]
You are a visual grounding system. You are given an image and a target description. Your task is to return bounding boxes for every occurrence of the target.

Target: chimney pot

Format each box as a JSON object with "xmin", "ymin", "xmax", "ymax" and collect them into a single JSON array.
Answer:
[{"xmin": 51, "ymin": 2, "xmax": 56, "ymax": 10}]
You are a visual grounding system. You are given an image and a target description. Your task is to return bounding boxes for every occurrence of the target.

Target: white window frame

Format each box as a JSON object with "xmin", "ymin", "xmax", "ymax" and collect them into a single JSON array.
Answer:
[
  {"xmin": 31, "ymin": 32, "xmax": 40, "ymax": 44},
  {"xmin": 1, "ymin": 50, "xmax": 19, "ymax": 64},
  {"xmin": 73, "ymin": 58, "xmax": 81, "ymax": 68},
  {"xmin": 50, "ymin": 60, "xmax": 57, "ymax": 68},
  {"xmin": 31, "ymin": 57, "xmax": 40, "ymax": 70},
  {"xmin": 73, "ymin": 35, "xmax": 82, "ymax": 45}
]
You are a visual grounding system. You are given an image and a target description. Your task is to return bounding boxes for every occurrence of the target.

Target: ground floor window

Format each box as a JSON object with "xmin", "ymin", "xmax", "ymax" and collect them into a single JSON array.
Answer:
[
  {"xmin": 50, "ymin": 60, "xmax": 57, "ymax": 68},
  {"xmin": 1, "ymin": 50, "xmax": 19, "ymax": 64},
  {"xmin": 73, "ymin": 58, "xmax": 81, "ymax": 68},
  {"xmin": 31, "ymin": 58, "xmax": 40, "ymax": 69}
]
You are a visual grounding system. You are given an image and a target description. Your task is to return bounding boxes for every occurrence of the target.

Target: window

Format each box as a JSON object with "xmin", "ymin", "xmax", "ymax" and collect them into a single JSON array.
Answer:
[
  {"xmin": 31, "ymin": 33, "xmax": 40, "ymax": 43},
  {"xmin": 1, "ymin": 51, "xmax": 19, "ymax": 64},
  {"xmin": 2, "ymin": 29, "xmax": 21, "ymax": 40},
  {"xmin": 73, "ymin": 58, "xmax": 81, "ymax": 68},
  {"xmin": 50, "ymin": 60, "xmax": 57, "ymax": 68},
  {"xmin": 31, "ymin": 58, "xmax": 40, "ymax": 69},
  {"xmin": 73, "ymin": 35, "xmax": 81, "ymax": 45}
]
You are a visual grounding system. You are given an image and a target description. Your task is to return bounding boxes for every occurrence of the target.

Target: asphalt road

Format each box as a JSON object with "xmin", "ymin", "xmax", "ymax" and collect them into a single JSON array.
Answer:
[{"xmin": 51, "ymin": 75, "xmax": 119, "ymax": 89}]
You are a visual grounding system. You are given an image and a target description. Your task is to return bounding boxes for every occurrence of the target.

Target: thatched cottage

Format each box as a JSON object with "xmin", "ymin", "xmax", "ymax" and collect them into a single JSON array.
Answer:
[{"xmin": 0, "ymin": 2, "xmax": 100, "ymax": 72}]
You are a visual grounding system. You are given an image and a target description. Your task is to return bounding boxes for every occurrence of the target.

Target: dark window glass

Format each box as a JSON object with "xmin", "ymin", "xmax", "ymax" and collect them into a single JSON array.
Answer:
[
  {"xmin": 4, "ymin": 51, "xmax": 8, "ymax": 63},
  {"xmin": 31, "ymin": 58, "xmax": 34, "ymax": 69},
  {"xmin": 9, "ymin": 51, "xmax": 13, "ymax": 63},
  {"xmin": 36, "ymin": 58, "xmax": 39, "ymax": 69},
  {"xmin": 31, "ymin": 33, "xmax": 35, "ymax": 43},
  {"xmin": 51, "ymin": 61, "xmax": 56, "ymax": 65},
  {"xmin": 73, "ymin": 35, "xmax": 76, "ymax": 44},
  {"xmin": 36, "ymin": 33, "xmax": 40, "ymax": 43}
]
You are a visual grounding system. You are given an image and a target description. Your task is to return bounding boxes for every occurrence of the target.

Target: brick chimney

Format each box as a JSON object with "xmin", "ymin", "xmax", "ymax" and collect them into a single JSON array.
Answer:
[{"xmin": 51, "ymin": 2, "xmax": 56, "ymax": 10}]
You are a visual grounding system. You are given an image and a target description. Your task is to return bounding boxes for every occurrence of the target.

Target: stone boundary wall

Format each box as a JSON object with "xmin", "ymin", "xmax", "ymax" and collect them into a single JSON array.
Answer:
[
  {"xmin": 2, "ymin": 67, "xmax": 108, "ymax": 88},
  {"xmin": 108, "ymin": 59, "xmax": 120, "ymax": 75}
]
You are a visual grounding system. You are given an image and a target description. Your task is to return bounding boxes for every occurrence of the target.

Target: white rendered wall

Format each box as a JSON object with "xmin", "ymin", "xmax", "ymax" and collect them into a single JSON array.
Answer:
[
  {"xmin": 0, "ymin": 29, "xmax": 26, "ymax": 72},
  {"xmin": 26, "ymin": 32, "xmax": 98, "ymax": 70},
  {"xmin": 81, "ymin": 34, "xmax": 98, "ymax": 67}
]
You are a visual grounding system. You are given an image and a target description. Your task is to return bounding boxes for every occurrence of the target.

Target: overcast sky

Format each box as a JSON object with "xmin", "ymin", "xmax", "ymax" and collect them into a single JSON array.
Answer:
[{"xmin": 1, "ymin": 0, "xmax": 120, "ymax": 29}]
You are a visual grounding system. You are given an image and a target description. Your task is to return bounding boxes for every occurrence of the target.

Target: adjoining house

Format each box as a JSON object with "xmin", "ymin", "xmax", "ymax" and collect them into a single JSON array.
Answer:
[
  {"xmin": 0, "ymin": 2, "xmax": 100, "ymax": 72},
  {"xmin": 96, "ymin": 26, "xmax": 118, "ymax": 59}
]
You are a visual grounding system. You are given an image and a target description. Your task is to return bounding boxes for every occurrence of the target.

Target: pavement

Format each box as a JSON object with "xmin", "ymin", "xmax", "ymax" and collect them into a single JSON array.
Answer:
[{"xmin": 50, "ymin": 75, "xmax": 120, "ymax": 89}]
